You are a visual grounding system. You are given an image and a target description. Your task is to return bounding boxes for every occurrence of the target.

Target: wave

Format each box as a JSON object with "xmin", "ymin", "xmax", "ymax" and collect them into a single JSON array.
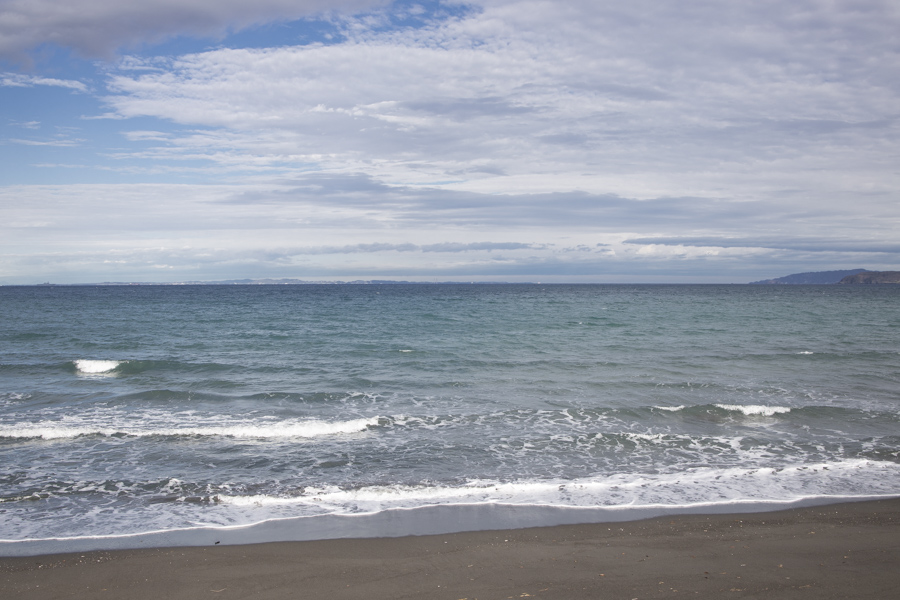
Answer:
[
  {"xmin": 2, "ymin": 456, "xmax": 899, "ymax": 554},
  {"xmin": 0, "ymin": 417, "xmax": 379, "ymax": 441},
  {"xmin": 73, "ymin": 359, "xmax": 122, "ymax": 374},
  {"xmin": 389, "ymin": 403, "xmax": 800, "ymax": 431},
  {"xmin": 3, "ymin": 402, "xmax": 880, "ymax": 445},
  {"xmin": 714, "ymin": 404, "xmax": 792, "ymax": 416},
  {"xmin": 72, "ymin": 358, "xmax": 239, "ymax": 376},
  {"xmin": 212, "ymin": 459, "xmax": 900, "ymax": 512}
]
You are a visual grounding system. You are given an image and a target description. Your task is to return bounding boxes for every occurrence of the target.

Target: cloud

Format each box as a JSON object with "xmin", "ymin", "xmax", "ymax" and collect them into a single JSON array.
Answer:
[
  {"xmin": 1, "ymin": 1, "xmax": 898, "ymax": 283},
  {"xmin": 0, "ymin": 0, "xmax": 389, "ymax": 60},
  {"xmin": 1, "ymin": 73, "xmax": 87, "ymax": 92},
  {"xmin": 2, "ymin": 173, "xmax": 898, "ymax": 284},
  {"xmin": 623, "ymin": 237, "xmax": 900, "ymax": 254},
  {"xmin": 9, "ymin": 120, "xmax": 42, "ymax": 129},
  {"xmin": 9, "ymin": 137, "xmax": 83, "ymax": 146},
  {"xmin": 1, "ymin": 237, "xmax": 866, "ymax": 284},
  {"xmin": 94, "ymin": 0, "xmax": 900, "ymax": 203},
  {"xmin": 231, "ymin": 241, "xmax": 541, "ymax": 255}
]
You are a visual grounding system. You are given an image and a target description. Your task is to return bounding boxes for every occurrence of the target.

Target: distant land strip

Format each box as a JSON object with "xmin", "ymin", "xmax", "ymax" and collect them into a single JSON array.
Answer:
[
  {"xmin": 9, "ymin": 271, "xmax": 900, "ymax": 286},
  {"xmin": 17, "ymin": 280, "xmax": 519, "ymax": 287},
  {"xmin": 838, "ymin": 271, "xmax": 900, "ymax": 284},
  {"xmin": 750, "ymin": 269, "xmax": 900, "ymax": 284},
  {"xmin": 749, "ymin": 269, "xmax": 868, "ymax": 284}
]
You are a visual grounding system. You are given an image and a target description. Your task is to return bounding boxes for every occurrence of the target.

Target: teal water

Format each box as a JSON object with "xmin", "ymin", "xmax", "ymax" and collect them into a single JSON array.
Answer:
[{"xmin": 1, "ymin": 284, "xmax": 899, "ymax": 548}]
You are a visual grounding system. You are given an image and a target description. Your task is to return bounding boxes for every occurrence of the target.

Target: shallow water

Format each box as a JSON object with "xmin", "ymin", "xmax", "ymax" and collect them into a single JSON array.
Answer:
[{"xmin": 1, "ymin": 284, "xmax": 898, "ymax": 550}]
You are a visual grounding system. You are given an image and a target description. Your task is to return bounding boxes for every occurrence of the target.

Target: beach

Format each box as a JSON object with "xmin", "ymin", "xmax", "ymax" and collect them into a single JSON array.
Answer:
[{"xmin": 2, "ymin": 498, "xmax": 898, "ymax": 599}]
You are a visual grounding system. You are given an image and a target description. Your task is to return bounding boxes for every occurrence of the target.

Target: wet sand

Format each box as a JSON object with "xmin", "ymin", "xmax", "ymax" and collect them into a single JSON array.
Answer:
[{"xmin": 2, "ymin": 498, "xmax": 898, "ymax": 599}]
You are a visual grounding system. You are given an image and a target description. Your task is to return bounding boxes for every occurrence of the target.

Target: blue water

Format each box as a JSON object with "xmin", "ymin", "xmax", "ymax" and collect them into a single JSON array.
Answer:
[{"xmin": 1, "ymin": 284, "xmax": 899, "ymax": 551}]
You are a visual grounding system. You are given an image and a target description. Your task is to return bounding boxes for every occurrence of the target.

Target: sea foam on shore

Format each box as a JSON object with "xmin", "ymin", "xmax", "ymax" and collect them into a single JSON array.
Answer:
[{"xmin": 3, "ymin": 493, "xmax": 897, "ymax": 557}]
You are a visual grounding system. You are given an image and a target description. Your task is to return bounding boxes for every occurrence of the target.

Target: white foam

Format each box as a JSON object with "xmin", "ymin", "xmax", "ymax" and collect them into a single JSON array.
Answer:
[
  {"xmin": 715, "ymin": 404, "xmax": 791, "ymax": 416},
  {"xmin": 6, "ymin": 494, "xmax": 898, "ymax": 557},
  {"xmin": 0, "ymin": 425, "xmax": 117, "ymax": 440},
  {"xmin": 796, "ymin": 351, "xmax": 814, "ymax": 355},
  {"xmin": 213, "ymin": 459, "xmax": 899, "ymax": 515},
  {"xmin": 3, "ymin": 460, "xmax": 899, "ymax": 555},
  {"xmin": 654, "ymin": 405, "xmax": 685, "ymax": 412},
  {"xmin": 621, "ymin": 432, "xmax": 681, "ymax": 442},
  {"xmin": 0, "ymin": 417, "xmax": 379, "ymax": 440},
  {"xmin": 74, "ymin": 360, "xmax": 121, "ymax": 374}
]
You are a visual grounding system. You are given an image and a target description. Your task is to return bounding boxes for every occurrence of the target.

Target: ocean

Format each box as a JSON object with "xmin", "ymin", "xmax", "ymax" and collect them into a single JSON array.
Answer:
[{"xmin": 1, "ymin": 284, "xmax": 898, "ymax": 554}]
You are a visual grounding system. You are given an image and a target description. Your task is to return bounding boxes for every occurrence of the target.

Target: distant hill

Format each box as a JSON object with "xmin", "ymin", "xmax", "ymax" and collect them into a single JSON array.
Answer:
[
  {"xmin": 838, "ymin": 271, "xmax": 900, "ymax": 284},
  {"xmin": 42, "ymin": 279, "xmax": 512, "ymax": 286},
  {"xmin": 749, "ymin": 269, "xmax": 868, "ymax": 285}
]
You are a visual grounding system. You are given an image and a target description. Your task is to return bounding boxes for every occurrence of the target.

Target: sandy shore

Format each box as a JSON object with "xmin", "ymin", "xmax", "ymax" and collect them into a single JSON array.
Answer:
[{"xmin": 2, "ymin": 498, "xmax": 898, "ymax": 599}]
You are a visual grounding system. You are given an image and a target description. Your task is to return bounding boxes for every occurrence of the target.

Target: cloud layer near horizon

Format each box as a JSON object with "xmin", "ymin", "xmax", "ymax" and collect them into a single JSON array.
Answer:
[
  {"xmin": 1, "ymin": 1, "xmax": 899, "ymax": 283},
  {"xmin": 2, "ymin": 175, "xmax": 895, "ymax": 283}
]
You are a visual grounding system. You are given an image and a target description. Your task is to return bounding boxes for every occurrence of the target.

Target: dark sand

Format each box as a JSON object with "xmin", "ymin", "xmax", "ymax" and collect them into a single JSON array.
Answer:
[{"xmin": 2, "ymin": 498, "xmax": 898, "ymax": 599}]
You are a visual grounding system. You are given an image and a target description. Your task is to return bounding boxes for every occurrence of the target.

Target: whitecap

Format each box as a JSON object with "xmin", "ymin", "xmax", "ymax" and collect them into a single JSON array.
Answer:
[
  {"xmin": 715, "ymin": 404, "xmax": 791, "ymax": 416},
  {"xmin": 0, "ymin": 417, "xmax": 379, "ymax": 440},
  {"xmin": 0, "ymin": 425, "xmax": 117, "ymax": 440},
  {"xmin": 213, "ymin": 459, "xmax": 900, "ymax": 515},
  {"xmin": 5, "ymin": 460, "xmax": 900, "ymax": 555},
  {"xmin": 73, "ymin": 360, "xmax": 121, "ymax": 374},
  {"xmin": 162, "ymin": 417, "xmax": 379, "ymax": 439}
]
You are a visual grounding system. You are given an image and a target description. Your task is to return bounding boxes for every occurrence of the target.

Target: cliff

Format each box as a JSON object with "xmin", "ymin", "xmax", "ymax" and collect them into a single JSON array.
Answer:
[{"xmin": 838, "ymin": 271, "xmax": 900, "ymax": 284}]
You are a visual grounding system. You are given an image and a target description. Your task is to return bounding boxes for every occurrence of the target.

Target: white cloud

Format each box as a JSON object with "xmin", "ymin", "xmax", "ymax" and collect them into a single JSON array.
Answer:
[
  {"xmin": 2, "ymin": 175, "xmax": 897, "ymax": 284},
  {"xmin": 2, "ymin": 1, "xmax": 899, "ymax": 282},
  {"xmin": 97, "ymin": 0, "xmax": 900, "ymax": 203},
  {"xmin": 0, "ymin": 0, "xmax": 389, "ymax": 60},
  {"xmin": 9, "ymin": 137, "xmax": 83, "ymax": 146},
  {"xmin": 1, "ymin": 73, "xmax": 88, "ymax": 92}
]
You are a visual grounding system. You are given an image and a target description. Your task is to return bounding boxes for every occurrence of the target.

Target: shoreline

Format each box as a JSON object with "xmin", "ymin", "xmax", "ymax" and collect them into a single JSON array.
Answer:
[
  {"xmin": 3, "ymin": 493, "xmax": 897, "ymax": 558},
  {"xmin": 2, "ymin": 497, "xmax": 898, "ymax": 599}
]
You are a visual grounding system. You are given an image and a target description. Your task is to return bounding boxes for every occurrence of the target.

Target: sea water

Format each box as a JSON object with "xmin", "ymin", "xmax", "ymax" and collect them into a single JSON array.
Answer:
[{"xmin": 1, "ymin": 284, "xmax": 898, "ymax": 554}]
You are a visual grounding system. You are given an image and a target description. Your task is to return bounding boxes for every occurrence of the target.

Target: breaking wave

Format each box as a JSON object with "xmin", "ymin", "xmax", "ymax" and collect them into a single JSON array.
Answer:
[
  {"xmin": 0, "ymin": 417, "xmax": 379, "ymax": 440},
  {"xmin": 73, "ymin": 359, "xmax": 122, "ymax": 374},
  {"xmin": 714, "ymin": 404, "xmax": 792, "ymax": 416}
]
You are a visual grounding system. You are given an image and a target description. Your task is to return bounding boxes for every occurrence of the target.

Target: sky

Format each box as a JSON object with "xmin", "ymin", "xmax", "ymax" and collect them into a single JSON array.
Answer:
[{"xmin": 1, "ymin": 0, "xmax": 898, "ymax": 284}]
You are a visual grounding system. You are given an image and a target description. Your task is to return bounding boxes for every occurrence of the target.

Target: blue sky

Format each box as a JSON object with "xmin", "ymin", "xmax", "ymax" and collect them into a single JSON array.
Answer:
[{"xmin": 2, "ymin": 0, "xmax": 899, "ymax": 284}]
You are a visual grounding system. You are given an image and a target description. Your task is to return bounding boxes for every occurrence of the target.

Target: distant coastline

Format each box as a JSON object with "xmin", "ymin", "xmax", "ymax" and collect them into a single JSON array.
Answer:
[
  {"xmin": 8, "ymin": 271, "xmax": 900, "ymax": 286},
  {"xmin": 749, "ymin": 269, "xmax": 900, "ymax": 285},
  {"xmin": 838, "ymin": 271, "xmax": 900, "ymax": 284},
  {"xmin": 9, "ymin": 279, "xmax": 520, "ymax": 287},
  {"xmin": 749, "ymin": 269, "xmax": 868, "ymax": 284}
]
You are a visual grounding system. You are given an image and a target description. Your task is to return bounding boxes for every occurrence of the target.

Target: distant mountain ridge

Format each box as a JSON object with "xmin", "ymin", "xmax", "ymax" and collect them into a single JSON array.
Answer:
[
  {"xmin": 16, "ymin": 279, "xmax": 514, "ymax": 286},
  {"xmin": 838, "ymin": 271, "xmax": 900, "ymax": 284},
  {"xmin": 749, "ymin": 269, "xmax": 868, "ymax": 285}
]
